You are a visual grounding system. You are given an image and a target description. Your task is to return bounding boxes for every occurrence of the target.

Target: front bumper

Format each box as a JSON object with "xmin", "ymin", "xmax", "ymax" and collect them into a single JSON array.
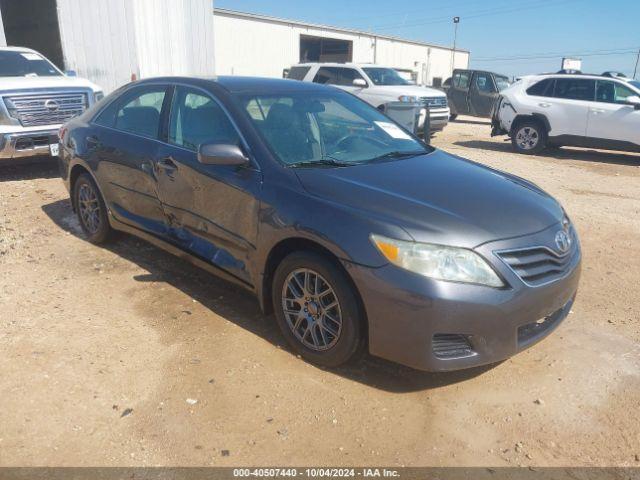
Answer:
[
  {"xmin": 428, "ymin": 108, "xmax": 450, "ymax": 131},
  {"xmin": 347, "ymin": 224, "xmax": 582, "ymax": 371},
  {"xmin": 0, "ymin": 129, "xmax": 59, "ymax": 160}
]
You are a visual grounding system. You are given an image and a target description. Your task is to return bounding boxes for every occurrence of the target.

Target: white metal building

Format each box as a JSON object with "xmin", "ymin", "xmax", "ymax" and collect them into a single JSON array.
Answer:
[
  {"xmin": 0, "ymin": 0, "xmax": 216, "ymax": 93},
  {"xmin": 214, "ymin": 8, "xmax": 470, "ymax": 87}
]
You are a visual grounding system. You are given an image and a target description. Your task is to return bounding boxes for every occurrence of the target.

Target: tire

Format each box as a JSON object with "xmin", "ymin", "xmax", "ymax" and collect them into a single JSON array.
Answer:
[
  {"xmin": 449, "ymin": 114, "xmax": 458, "ymax": 121},
  {"xmin": 73, "ymin": 173, "xmax": 114, "ymax": 244},
  {"xmin": 272, "ymin": 251, "xmax": 364, "ymax": 368},
  {"xmin": 511, "ymin": 120, "xmax": 547, "ymax": 154}
]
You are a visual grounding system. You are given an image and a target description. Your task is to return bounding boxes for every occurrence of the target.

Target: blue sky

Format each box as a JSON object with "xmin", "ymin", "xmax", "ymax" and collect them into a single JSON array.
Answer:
[{"xmin": 215, "ymin": 0, "xmax": 640, "ymax": 79}]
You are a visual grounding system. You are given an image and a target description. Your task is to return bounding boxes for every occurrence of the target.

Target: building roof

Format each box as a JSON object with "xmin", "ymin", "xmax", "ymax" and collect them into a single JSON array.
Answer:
[{"xmin": 214, "ymin": 8, "xmax": 470, "ymax": 54}]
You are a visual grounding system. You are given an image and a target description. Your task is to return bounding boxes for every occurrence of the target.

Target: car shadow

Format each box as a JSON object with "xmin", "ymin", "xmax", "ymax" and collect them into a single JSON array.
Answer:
[
  {"xmin": 41, "ymin": 199, "xmax": 498, "ymax": 393},
  {"xmin": 0, "ymin": 158, "xmax": 59, "ymax": 182},
  {"xmin": 453, "ymin": 140, "xmax": 640, "ymax": 166}
]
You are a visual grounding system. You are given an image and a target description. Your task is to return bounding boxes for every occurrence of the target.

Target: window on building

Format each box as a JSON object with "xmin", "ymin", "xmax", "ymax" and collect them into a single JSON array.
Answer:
[
  {"xmin": 313, "ymin": 67, "xmax": 366, "ymax": 87},
  {"xmin": 300, "ymin": 35, "xmax": 353, "ymax": 63}
]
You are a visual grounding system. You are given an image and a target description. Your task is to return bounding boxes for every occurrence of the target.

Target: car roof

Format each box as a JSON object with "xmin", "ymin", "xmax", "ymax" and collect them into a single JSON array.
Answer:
[
  {"xmin": 135, "ymin": 75, "xmax": 339, "ymax": 94},
  {"xmin": 531, "ymin": 73, "xmax": 632, "ymax": 82},
  {"xmin": 294, "ymin": 63, "xmax": 394, "ymax": 69}
]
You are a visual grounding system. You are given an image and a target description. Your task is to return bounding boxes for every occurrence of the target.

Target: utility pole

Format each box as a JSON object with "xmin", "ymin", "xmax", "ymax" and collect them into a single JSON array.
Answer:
[
  {"xmin": 634, "ymin": 48, "xmax": 640, "ymax": 79},
  {"xmin": 450, "ymin": 17, "xmax": 460, "ymax": 76}
]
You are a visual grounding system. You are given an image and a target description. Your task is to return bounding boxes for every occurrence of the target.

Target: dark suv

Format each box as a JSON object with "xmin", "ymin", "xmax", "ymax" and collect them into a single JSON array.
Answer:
[
  {"xmin": 59, "ymin": 76, "xmax": 581, "ymax": 371},
  {"xmin": 444, "ymin": 69, "xmax": 511, "ymax": 120}
]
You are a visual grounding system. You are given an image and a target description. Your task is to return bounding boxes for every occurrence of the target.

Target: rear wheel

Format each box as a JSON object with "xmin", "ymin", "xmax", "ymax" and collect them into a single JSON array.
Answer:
[
  {"xmin": 272, "ymin": 251, "xmax": 364, "ymax": 367},
  {"xmin": 511, "ymin": 120, "xmax": 547, "ymax": 154},
  {"xmin": 73, "ymin": 173, "xmax": 114, "ymax": 244}
]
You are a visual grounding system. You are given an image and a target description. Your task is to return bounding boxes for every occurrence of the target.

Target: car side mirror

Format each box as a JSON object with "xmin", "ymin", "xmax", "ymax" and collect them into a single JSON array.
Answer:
[
  {"xmin": 626, "ymin": 95, "xmax": 640, "ymax": 110},
  {"xmin": 198, "ymin": 143, "xmax": 250, "ymax": 166},
  {"xmin": 65, "ymin": 70, "xmax": 77, "ymax": 77},
  {"xmin": 352, "ymin": 78, "xmax": 367, "ymax": 88}
]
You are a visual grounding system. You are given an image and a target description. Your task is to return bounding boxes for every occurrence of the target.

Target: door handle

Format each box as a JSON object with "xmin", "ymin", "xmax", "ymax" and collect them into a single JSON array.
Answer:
[
  {"xmin": 538, "ymin": 102, "xmax": 552, "ymax": 108},
  {"xmin": 590, "ymin": 108, "xmax": 605, "ymax": 114},
  {"xmin": 157, "ymin": 157, "xmax": 177, "ymax": 170}
]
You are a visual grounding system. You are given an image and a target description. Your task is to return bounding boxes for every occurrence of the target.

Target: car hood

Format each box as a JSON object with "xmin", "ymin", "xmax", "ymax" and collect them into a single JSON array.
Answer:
[
  {"xmin": 0, "ymin": 75, "xmax": 101, "ymax": 92},
  {"xmin": 294, "ymin": 149, "xmax": 564, "ymax": 248},
  {"xmin": 370, "ymin": 84, "xmax": 446, "ymax": 98}
]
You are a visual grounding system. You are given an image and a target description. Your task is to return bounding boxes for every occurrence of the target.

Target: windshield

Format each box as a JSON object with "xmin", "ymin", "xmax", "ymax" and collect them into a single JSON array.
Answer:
[
  {"xmin": 629, "ymin": 80, "xmax": 640, "ymax": 91},
  {"xmin": 0, "ymin": 51, "xmax": 61, "ymax": 77},
  {"xmin": 362, "ymin": 67, "xmax": 411, "ymax": 86},
  {"xmin": 495, "ymin": 75, "xmax": 511, "ymax": 91},
  {"xmin": 236, "ymin": 90, "xmax": 430, "ymax": 166}
]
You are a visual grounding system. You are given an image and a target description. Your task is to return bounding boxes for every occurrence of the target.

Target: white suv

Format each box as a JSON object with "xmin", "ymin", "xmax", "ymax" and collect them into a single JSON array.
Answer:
[
  {"xmin": 492, "ymin": 73, "xmax": 640, "ymax": 154},
  {"xmin": 288, "ymin": 63, "xmax": 450, "ymax": 132}
]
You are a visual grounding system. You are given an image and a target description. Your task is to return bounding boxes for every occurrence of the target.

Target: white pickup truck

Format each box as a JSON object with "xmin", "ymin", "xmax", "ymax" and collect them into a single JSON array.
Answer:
[
  {"xmin": 288, "ymin": 63, "xmax": 450, "ymax": 132},
  {"xmin": 0, "ymin": 47, "xmax": 103, "ymax": 163}
]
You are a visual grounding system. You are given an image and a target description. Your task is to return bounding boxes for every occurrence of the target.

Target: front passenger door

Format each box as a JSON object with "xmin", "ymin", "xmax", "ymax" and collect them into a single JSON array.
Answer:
[
  {"xmin": 155, "ymin": 86, "xmax": 262, "ymax": 284},
  {"xmin": 587, "ymin": 80, "xmax": 640, "ymax": 147},
  {"xmin": 469, "ymin": 72, "xmax": 497, "ymax": 117}
]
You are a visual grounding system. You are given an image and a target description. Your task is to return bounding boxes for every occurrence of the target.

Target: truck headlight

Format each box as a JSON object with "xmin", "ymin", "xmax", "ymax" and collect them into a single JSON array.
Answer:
[
  {"xmin": 398, "ymin": 95, "xmax": 419, "ymax": 103},
  {"xmin": 371, "ymin": 234, "xmax": 504, "ymax": 287}
]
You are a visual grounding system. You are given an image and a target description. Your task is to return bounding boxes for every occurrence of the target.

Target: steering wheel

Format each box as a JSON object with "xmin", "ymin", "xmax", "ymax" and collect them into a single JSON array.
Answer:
[{"xmin": 335, "ymin": 134, "xmax": 388, "ymax": 152}]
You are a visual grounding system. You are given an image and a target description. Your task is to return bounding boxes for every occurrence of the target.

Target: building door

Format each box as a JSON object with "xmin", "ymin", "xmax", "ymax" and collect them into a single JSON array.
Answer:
[{"xmin": 0, "ymin": 0, "xmax": 64, "ymax": 69}]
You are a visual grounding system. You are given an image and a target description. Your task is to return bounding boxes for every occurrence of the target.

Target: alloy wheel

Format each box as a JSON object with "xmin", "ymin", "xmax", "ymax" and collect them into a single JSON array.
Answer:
[
  {"xmin": 78, "ymin": 183, "xmax": 101, "ymax": 235},
  {"xmin": 515, "ymin": 126, "xmax": 540, "ymax": 150},
  {"xmin": 281, "ymin": 268, "xmax": 342, "ymax": 351}
]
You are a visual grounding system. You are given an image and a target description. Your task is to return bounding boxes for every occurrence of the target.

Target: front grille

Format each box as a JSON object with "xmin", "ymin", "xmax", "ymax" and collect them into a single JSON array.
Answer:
[
  {"xmin": 4, "ymin": 92, "xmax": 88, "ymax": 127},
  {"xmin": 15, "ymin": 135, "xmax": 51, "ymax": 150},
  {"xmin": 432, "ymin": 334, "xmax": 475, "ymax": 359},
  {"xmin": 497, "ymin": 232, "xmax": 579, "ymax": 287},
  {"xmin": 421, "ymin": 96, "xmax": 448, "ymax": 108}
]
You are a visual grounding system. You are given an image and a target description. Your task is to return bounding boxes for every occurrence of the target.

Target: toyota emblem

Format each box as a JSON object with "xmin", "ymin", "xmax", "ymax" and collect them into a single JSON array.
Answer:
[{"xmin": 555, "ymin": 230, "xmax": 571, "ymax": 254}]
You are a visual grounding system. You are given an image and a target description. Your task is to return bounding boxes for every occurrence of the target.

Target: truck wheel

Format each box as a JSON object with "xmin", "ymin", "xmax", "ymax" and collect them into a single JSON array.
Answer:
[
  {"xmin": 272, "ymin": 251, "xmax": 364, "ymax": 368},
  {"xmin": 449, "ymin": 114, "xmax": 458, "ymax": 121},
  {"xmin": 511, "ymin": 120, "xmax": 547, "ymax": 154}
]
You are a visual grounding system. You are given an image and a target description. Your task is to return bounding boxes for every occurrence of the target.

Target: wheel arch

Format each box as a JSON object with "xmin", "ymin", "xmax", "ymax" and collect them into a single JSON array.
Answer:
[
  {"xmin": 510, "ymin": 113, "xmax": 551, "ymax": 136},
  {"xmin": 69, "ymin": 163, "xmax": 93, "ymax": 211},
  {"xmin": 260, "ymin": 237, "xmax": 369, "ymax": 340}
]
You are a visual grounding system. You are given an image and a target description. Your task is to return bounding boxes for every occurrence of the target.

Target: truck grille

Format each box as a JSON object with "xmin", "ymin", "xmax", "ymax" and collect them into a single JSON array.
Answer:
[
  {"xmin": 497, "ymin": 235, "xmax": 579, "ymax": 287},
  {"xmin": 421, "ymin": 96, "xmax": 448, "ymax": 108},
  {"xmin": 4, "ymin": 92, "xmax": 88, "ymax": 127}
]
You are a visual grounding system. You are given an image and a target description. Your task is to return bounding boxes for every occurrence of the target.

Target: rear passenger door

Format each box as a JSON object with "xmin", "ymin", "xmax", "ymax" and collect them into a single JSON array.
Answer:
[
  {"xmin": 154, "ymin": 86, "xmax": 261, "ymax": 284},
  {"xmin": 546, "ymin": 78, "xmax": 594, "ymax": 137},
  {"xmin": 91, "ymin": 84, "xmax": 170, "ymax": 236}
]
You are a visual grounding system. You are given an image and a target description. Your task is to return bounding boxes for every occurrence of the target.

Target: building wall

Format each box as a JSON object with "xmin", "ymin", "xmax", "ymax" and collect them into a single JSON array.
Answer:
[
  {"xmin": 214, "ymin": 10, "xmax": 469, "ymax": 85},
  {"xmin": 56, "ymin": 0, "xmax": 216, "ymax": 93}
]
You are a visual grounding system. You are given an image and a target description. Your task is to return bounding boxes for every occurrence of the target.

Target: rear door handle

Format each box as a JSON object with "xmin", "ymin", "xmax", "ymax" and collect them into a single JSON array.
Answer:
[
  {"xmin": 538, "ymin": 102, "xmax": 552, "ymax": 108},
  {"xmin": 590, "ymin": 108, "xmax": 606, "ymax": 114}
]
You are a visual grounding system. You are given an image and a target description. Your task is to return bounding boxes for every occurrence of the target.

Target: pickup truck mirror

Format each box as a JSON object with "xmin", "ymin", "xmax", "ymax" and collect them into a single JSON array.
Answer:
[
  {"xmin": 352, "ymin": 78, "xmax": 367, "ymax": 88},
  {"xmin": 626, "ymin": 95, "xmax": 640, "ymax": 109},
  {"xmin": 65, "ymin": 70, "xmax": 77, "ymax": 77},
  {"xmin": 198, "ymin": 143, "xmax": 250, "ymax": 166}
]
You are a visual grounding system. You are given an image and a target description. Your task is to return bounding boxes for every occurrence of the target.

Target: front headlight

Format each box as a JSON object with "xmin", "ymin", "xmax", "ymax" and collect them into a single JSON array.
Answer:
[
  {"xmin": 371, "ymin": 234, "xmax": 504, "ymax": 287},
  {"xmin": 398, "ymin": 95, "xmax": 419, "ymax": 103}
]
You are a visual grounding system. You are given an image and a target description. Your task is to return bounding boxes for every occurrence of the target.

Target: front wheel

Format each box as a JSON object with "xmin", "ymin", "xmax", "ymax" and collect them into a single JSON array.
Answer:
[
  {"xmin": 272, "ymin": 251, "xmax": 364, "ymax": 368},
  {"xmin": 449, "ymin": 114, "xmax": 458, "ymax": 121},
  {"xmin": 511, "ymin": 121, "xmax": 547, "ymax": 154}
]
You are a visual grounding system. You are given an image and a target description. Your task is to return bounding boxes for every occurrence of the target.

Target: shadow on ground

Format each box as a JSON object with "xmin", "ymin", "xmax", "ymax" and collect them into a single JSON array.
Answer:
[
  {"xmin": 41, "ymin": 198, "xmax": 497, "ymax": 393},
  {"xmin": 454, "ymin": 140, "xmax": 640, "ymax": 166},
  {"xmin": 0, "ymin": 158, "xmax": 59, "ymax": 182}
]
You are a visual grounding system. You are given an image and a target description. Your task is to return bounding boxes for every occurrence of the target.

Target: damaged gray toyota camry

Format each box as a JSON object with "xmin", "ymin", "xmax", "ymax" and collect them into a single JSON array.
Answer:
[{"xmin": 59, "ymin": 76, "xmax": 581, "ymax": 371}]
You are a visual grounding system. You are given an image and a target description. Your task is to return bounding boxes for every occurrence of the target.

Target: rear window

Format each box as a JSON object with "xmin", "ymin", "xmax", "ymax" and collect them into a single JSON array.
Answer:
[
  {"xmin": 287, "ymin": 66, "xmax": 311, "ymax": 81},
  {"xmin": 526, "ymin": 78, "xmax": 554, "ymax": 97},
  {"xmin": 553, "ymin": 78, "xmax": 595, "ymax": 101}
]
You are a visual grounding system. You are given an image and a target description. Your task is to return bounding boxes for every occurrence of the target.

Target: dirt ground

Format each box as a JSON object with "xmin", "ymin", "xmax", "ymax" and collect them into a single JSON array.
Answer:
[{"xmin": 1, "ymin": 116, "xmax": 639, "ymax": 467}]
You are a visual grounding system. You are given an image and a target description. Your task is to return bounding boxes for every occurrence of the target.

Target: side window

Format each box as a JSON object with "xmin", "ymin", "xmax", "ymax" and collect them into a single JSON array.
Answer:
[
  {"xmin": 473, "ymin": 73, "xmax": 494, "ymax": 92},
  {"xmin": 452, "ymin": 73, "xmax": 460, "ymax": 87},
  {"xmin": 456, "ymin": 71, "xmax": 470, "ymax": 90},
  {"xmin": 526, "ymin": 78, "xmax": 554, "ymax": 97},
  {"xmin": 287, "ymin": 66, "xmax": 311, "ymax": 81},
  {"xmin": 112, "ymin": 87, "xmax": 167, "ymax": 138},
  {"xmin": 595, "ymin": 80, "xmax": 616, "ymax": 103},
  {"xmin": 168, "ymin": 87, "xmax": 240, "ymax": 151},
  {"xmin": 313, "ymin": 67, "xmax": 365, "ymax": 86},
  {"xmin": 614, "ymin": 82, "xmax": 638, "ymax": 103},
  {"xmin": 553, "ymin": 79, "xmax": 595, "ymax": 101}
]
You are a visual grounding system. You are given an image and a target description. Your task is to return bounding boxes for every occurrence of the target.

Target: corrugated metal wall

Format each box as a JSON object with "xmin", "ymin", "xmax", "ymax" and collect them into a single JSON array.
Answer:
[
  {"xmin": 56, "ymin": 0, "xmax": 215, "ymax": 93},
  {"xmin": 214, "ymin": 10, "xmax": 469, "ymax": 86}
]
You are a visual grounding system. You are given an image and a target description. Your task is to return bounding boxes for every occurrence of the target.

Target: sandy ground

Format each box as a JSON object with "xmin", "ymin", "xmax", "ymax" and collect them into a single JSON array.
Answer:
[{"xmin": 0, "ymin": 117, "xmax": 639, "ymax": 467}]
